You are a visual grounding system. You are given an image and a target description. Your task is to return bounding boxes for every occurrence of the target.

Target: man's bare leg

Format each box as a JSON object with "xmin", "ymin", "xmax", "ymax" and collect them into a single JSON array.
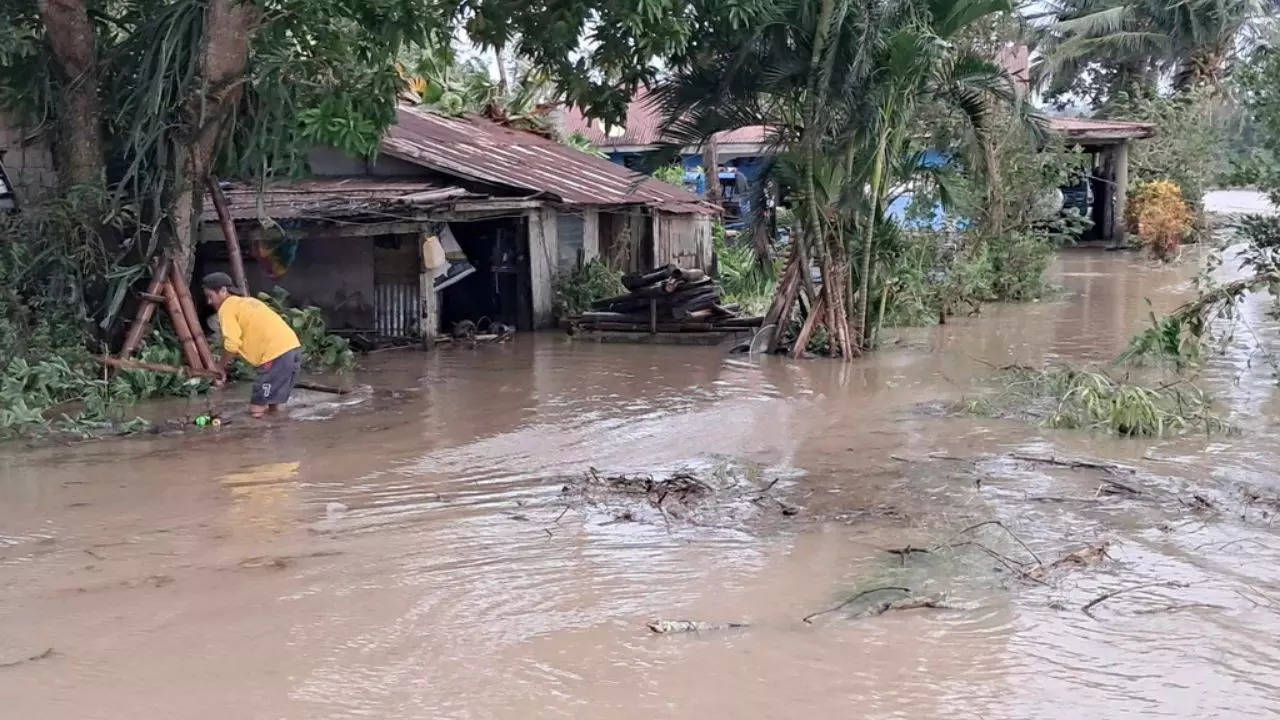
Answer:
[
  {"xmin": 267, "ymin": 404, "xmax": 281, "ymax": 414},
  {"xmin": 249, "ymin": 403, "xmax": 268, "ymax": 418}
]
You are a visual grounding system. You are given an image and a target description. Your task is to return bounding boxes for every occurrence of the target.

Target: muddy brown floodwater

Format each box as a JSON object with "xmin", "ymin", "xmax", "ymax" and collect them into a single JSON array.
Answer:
[{"xmin": 4, "ymin": 248, "xmax": 1280, "ymax": 719}]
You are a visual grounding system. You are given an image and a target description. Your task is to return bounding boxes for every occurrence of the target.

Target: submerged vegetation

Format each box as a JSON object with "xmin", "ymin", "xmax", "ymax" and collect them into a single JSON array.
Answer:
[{"xmin": 964, "ymin": 365, "xmax": 1231, "ymax": 437}]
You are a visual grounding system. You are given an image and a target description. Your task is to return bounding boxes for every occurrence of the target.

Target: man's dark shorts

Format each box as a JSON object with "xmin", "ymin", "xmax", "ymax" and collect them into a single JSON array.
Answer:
[{"xmin": 251, "ymin": 348, "xmax": 302, "ymax": 406}]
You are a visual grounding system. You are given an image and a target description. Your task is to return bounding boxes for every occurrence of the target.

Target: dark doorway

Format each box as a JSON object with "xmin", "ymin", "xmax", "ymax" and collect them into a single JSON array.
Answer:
[{"xmin": 440, "ymin": 219, "xmax": 531, "ymax": 332}]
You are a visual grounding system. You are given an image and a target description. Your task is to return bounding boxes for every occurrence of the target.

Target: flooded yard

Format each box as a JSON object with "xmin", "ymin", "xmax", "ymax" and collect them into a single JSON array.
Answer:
[{"xmin": 3, "ymin": 248, "xmax": 1280, "ymax": 719}]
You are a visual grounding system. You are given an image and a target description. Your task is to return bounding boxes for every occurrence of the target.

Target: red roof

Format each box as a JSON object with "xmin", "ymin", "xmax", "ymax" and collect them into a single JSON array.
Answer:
[
  {"xmin": 558, "ymin": 90, "xmax": 769, "ymax": 150},
  {"xmin": 1047, "ymin": 116, "xmax": 1157, "ymax": 141},
  {"xmin": 382, "ymin": 106, "xmax": 715, "ymax": 214}
]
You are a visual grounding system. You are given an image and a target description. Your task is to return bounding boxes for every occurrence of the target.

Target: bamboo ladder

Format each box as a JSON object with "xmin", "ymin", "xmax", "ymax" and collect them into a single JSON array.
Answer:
[{"xmin": 101, "ymin": 176, "xmax": 249, "ymax": 377}]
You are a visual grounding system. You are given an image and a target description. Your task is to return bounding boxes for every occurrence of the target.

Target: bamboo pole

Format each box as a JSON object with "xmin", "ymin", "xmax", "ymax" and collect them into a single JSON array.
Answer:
[
  {"xmin": 206, "ymin": 175, "xmax": 248, "ymax": 295},
  {"xmin": 170, "ymin": 273, "xmax": 215, "ymax": 371},
  {"xmin": 100, "ymin": 356, "xmax": 218, "ymax": 378},
  {"xmin": 162, "ymin": 279, "xmax": 205, "ymax": 370},
  {"xmin": 119, "ymin": 258, "xmax": 172, "ymax": 359}
]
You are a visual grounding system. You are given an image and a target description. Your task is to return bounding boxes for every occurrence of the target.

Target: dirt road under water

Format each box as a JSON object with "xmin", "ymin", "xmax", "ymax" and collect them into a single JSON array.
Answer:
[{"xmin": 4, "ymin": 248, "xmax": 1280, "ymax": 719}]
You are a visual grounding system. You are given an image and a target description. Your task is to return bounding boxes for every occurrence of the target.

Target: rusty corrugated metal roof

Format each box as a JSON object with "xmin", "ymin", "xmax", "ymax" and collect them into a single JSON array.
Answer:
[
  {"xmin": 201, "ymin": 178, "xmax": 472, "ymax": 222},
  {"xmin": 557, "ymin": 90, "xmax": 769, "ymax": 150},
  {"xmin": 382, "ymin": 106, "xmax": 716, "ymax": 214},
  {"xmin": 1048, "ymin": 116, "xmax": 1156, "ymax": 141}
]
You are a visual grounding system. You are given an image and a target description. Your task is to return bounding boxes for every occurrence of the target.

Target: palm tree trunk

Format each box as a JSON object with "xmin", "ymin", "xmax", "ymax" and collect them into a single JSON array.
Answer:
[
  {"xmin": 495, "ymin": 45, "xmax": 509, "ymax": 96},
  {"xmin": 856, "ymin": 125, "xmax": 889, "ymax": 347}
]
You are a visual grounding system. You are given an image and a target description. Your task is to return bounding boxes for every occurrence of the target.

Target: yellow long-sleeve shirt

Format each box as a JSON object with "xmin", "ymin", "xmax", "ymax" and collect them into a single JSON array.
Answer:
[{"xmin": 217, "ymin": 296, "xmax": 301, "ymax": 367}]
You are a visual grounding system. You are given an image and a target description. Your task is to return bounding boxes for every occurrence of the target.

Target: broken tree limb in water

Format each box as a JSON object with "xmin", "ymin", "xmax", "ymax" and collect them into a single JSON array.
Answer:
[
  {"xmin": 0, "ymin": 647, "xmax": 55, "ymax": 669},
  {"xmin": 938, "ymin": 520, "xmax": 1043, "ymax": 566},
  {"xmin": 857, "ymin": 594, "xmax": 951, "ymax": 617},
  {"xmin": 1008, "ymin": 453, "xmax": 1137, "ymax": 475},
  {"xmin": 1082, "ymin": 581, "xmax": 1191, "ymax": 618},
  {"xmin": 802, "ymin": 586, "xmax": 912, "ymax": 624}
]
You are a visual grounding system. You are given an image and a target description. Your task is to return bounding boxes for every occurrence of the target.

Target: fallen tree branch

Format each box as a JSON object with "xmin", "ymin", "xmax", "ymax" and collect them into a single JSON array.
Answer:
[
  {"xmin": 803, "ymin": 586, "xmax": 912, "ymax": 624},
  {"xmin": 858, "ymin": 594, "xmax": 951, "ymax": 617},
  {"xmin": 1008, "ymin": 453, "xmax": 1136, "ymax": 476},
  {"xmin": 1082, "ymin": 581, "xmax": 1191, "ymax": 618},
  {"xmin": 0, "ymin": 647, "xmax": 54, "ymax": 669},
  {"xmin": 937, "ymin": 520, "xmax": 1043, "ymax": 566}
]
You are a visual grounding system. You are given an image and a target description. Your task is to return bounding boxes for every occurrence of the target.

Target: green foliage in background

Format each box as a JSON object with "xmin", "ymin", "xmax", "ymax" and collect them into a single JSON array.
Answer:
[
  {"xmin": 1232, "ymin": 42, "xmax": 1280, "ymax": 205},
  {"xmin": 1109, "ymin": 88, "xmax": 1227, "ymax": 215},
  {"xmin": 714, "ymin": 229, "xmax": 778, "ymax": 316},
  {"xmin": 563, "ymin": 132, "xmax": 607, "ymax": 158},
  {"xmin": 653, "ymin": 165, "xmax": 687, "ymax": 188},
  {"xmin": 256, "ymin": 288, "xmax": 356, "ymax": 373},
  {"xmin": 552, "ymin": 259, "xmax": 627, "ymax": 319}
]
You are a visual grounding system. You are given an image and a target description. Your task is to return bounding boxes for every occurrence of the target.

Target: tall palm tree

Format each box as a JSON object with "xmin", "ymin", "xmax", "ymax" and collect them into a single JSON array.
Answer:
[
  {"xmin": 1034, "ymin": 0, "xmax": 1276, "ymax": 105},
  {"xmin": 654, "ymin": 0, "xmax": 1031, "ymax": 356}
]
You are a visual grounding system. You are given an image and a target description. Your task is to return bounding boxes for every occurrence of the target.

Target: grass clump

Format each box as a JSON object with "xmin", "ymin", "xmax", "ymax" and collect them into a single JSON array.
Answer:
[{"xmin": 964, "ymin": 365, "xmax": 1230, "ymax": 437}]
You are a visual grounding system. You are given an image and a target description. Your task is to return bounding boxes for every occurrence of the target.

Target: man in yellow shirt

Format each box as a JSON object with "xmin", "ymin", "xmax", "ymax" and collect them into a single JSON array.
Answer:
[{"xmin": 201, "ymin": 272, "xmax": 303, "ymax": 418}]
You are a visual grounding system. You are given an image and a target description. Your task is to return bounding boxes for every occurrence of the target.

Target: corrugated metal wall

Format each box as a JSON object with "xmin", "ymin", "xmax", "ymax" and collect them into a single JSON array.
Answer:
[
  {"xmin": 373, "ymin": 234, "xmax": 422, "ymax": 338},
  {"xmin": 374, "ymin": 281, "xmax": 420, "ymax": 338}
]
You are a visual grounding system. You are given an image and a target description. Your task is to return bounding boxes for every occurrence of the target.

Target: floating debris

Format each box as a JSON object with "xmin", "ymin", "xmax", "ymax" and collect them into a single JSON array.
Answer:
[{"xmin": 647, "ymin": 620, "xmax": 749, "ymax": 634}]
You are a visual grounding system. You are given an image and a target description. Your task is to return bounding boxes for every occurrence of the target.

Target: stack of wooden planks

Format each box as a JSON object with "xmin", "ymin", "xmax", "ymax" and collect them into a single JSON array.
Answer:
[{"xmin": 567, "ymin": 265, "xmax": 763, "ymax": 334}]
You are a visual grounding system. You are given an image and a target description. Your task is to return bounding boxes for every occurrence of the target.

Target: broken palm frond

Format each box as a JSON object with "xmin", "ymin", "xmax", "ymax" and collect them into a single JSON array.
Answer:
[
  {"xmin": 963, "ymin": 365, "xmax": 1232, "ymax": 437},
  {"xmin": 647, "ymin": 619, "xmax": 749, "ymax": 634},
  {"xmin": 1119, "ymin": 270, "xmax": 1280, "ymax": 369}
]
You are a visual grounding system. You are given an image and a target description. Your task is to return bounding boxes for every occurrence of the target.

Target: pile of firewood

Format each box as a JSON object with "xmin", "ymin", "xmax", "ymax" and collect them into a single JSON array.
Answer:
[{"xmin": 567, "ymin": 265, "xmax": 762, "ymax": 333}]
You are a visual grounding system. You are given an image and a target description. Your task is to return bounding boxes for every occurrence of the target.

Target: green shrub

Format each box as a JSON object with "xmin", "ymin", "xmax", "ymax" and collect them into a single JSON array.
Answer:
[
  {"xmin": 714, "ymin": 237, "xmax": 777, "ymax": 316},
  {"xmin": 552, "ymin": 259, "xmax": 627, "ymax": 318},
  {"xmin": 256, "ymin": 288, "xmax": 355, "ymax": 372}
]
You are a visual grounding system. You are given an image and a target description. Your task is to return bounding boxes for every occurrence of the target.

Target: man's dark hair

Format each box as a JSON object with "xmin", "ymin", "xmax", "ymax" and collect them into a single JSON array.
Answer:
[{"xmin": 201, "ymin": 272, "xmax": 238, "ymax": 293}]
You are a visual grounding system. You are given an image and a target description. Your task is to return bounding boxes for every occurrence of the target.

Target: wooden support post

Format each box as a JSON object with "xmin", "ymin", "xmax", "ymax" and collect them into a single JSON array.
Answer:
[
  {"xmin": 162, "ymin": 279, "xmax": 204, "ymax": 371},
  {"xmin": 526, "ymin": 208, "xmax": 555, "ymax": 328},
  {"xmin": 649, "ymin": 298, "xmax": 657, "ymax": 335},
  {"xmin": 1112, "ymin": 140, "xmax": 1129, "ymax": 247},
  {"xmin": 582, "ymin": 209, "xmax": 600, "ymax": 263},
  {"xmin": 170, "ymin": 273, "xmax": 215, "ymax": 370},
  {"xmin": 418, "ymin": 231, "xmax": 438, "ymax": 349},
  {"xmin": 119, "ymin": 258, "xmax": 172, "ymax": 359},
  {"xmin": 207, "ymin": 175, "xmax": 248, "ymax": 295},
  {"xmin": 1098, "ymin": 147, "xmax": 1117, "ymax": 245}
]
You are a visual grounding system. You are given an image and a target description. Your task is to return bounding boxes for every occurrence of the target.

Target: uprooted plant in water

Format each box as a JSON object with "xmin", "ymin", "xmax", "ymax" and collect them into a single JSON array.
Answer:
[{"xmin": 962, "ymin": 365, "xmax": 1231, "ymax": 437}]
